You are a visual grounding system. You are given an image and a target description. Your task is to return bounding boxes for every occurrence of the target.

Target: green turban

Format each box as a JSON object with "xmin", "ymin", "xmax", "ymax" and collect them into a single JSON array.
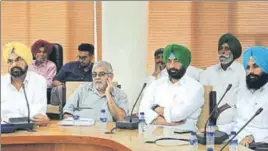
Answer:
[
  {"xmin": 163, "ymin": 44, "xmax": 191, "ymax": 69},
  {"xmin": 218, "ymin": 33, "xmax": 242, "ymax": 60}
]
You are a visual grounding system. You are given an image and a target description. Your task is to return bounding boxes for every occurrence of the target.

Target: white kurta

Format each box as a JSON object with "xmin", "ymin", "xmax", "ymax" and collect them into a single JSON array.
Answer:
[
  {"xmin": 219, "ymin": 82, "xmax": 268, "ymax": 143},
  {"xmin": 139, "ymin": 76, "xmax": 204, "ymax": 131},
  {"xmin": 200, "ymin": 61, "xmax": 245, "ymax": 125},
  {"xmin": 1, "ymin": 71, "xmax": 47, "ymax": 123}
]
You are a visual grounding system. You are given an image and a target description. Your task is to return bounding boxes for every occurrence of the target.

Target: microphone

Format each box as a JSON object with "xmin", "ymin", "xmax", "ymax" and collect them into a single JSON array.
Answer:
[
  {"xmin": 22, "ymin": 84, "xmax": 30, "ymax": 123},
  {"xmin": 8, "ymin": 84, "xmax": 34, "ymax": 131},
  {"xmin": 116, "ymin": 83, "xmax": 147, "ymax": 129},
  {"xmin": 197, "ymin": 84, "xmax": 232, "ymax": 145},
  {"xmin": 220, "ymin": 108, "xmax": 263, "ymax": 151}
]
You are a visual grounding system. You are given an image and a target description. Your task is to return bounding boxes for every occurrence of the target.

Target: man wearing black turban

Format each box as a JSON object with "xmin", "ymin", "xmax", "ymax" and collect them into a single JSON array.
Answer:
[{"xmin": 200, "ymin": 33, "xmax": 246, "ymax": 127}]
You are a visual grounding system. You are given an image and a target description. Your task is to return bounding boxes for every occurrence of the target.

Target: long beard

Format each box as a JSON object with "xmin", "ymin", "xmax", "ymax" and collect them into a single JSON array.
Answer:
[
  {"xmin": 246, "ymin": 72, "xmax": 268, "ymax": 90},
  {"xmin": 218, "ymin": 53, "xmax": 234, "ymax": 65},
  {"xmin": 167, "ymin": 67, "xmax": 186, "ymax": 80},
  {"xmin": 10, "ymin": 66, "xmax": 28, "ymax": 77}
]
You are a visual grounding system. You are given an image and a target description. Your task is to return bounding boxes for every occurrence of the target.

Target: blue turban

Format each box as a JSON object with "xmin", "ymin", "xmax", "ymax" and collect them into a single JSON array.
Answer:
[{"xmin": 242, "ymin": 46, "xmax": 268, "ymax": 74}]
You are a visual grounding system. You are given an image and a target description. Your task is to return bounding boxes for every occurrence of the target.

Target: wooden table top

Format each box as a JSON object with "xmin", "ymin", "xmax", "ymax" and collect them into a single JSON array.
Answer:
[{"xmin": 1, "ymin": 121, "xmax": 253, "ymax": 151}]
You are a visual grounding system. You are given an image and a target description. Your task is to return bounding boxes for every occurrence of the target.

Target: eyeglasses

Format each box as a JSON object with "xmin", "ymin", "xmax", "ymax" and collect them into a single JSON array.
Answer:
[
  {"xmin": 7, "ymin": 57, "xmax": 24, "ymax": 65},
  {"xmin": 92, "ymin": 72, "xmax": 110, "ymax": 78},
  {"xmin": 77, "ymin": 55, "xmax": 89, "ymax": 61}
]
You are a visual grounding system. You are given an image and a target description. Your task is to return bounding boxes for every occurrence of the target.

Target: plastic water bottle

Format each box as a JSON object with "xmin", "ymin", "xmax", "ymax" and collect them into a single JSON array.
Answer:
[
  {"xmin": 138, "ymin": 112, "xmax": 146, "ymax": 135},
  {"xmin": 189, "ymin": 131, "xmax": 198, "ymax": 151},
  {"xmin": 229, "ymin": 131, "xmax": 238, "ymax": 151},
  {"xmin": 206, "ymin": 122, "xmax": 215, "ymax": 151},
  {"xmin": 100, "ymin": 109, "xmax": 107, "ymax": 134},
  {"xmin": 73, "ymin": 115, "xmax": 80, "ymax": 134}
]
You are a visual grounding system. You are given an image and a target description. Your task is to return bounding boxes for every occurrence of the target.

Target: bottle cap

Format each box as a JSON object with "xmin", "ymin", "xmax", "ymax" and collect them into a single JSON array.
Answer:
[
  {"xmin": 207, "ymin": 148, "xmax": 214, "ymax": 151},
  {"xmin": 73, "ymin": 115, "xmax": 80, "ymax": 120},
  {"xmin": 101, "ymin": 109, "xmax": 106, "ymax": 113},
  {"xmin": 191, "ymin": 131, "xmax": 197, "ymax": 135},
  {"xmin": 140, "ymin": 112, "xmax": 145, "ymax": 115}
]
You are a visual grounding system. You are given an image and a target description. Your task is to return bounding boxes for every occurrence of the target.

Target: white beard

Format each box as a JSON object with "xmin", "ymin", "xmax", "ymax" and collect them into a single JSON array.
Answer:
[{"xmin": 218, "ymin": 53, "xmax": 234, "ymax": 65}]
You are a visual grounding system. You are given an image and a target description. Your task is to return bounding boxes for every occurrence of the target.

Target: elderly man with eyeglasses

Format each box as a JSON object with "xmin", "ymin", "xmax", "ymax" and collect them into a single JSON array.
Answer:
[{"xmin": 63, "ymin": 61, "xmax": 129, "ymax": 121}]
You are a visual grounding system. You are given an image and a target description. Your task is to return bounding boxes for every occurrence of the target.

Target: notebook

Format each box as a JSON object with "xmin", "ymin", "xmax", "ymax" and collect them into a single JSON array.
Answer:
[{"xmin": 58, "ymin": 117, "xmax": 95, "ymax": 126}]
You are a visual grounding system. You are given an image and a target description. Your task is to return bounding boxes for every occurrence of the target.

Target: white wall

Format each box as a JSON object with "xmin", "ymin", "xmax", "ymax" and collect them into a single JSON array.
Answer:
[{"xmin": 102, "ymin": 1, "xmax": 148, "ymax": 111}]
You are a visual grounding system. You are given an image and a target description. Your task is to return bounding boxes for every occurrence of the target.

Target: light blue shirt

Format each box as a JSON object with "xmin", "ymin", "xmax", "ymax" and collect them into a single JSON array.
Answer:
[{"xmin": 63, "ymin": 82, "xmax": 129, "ymax": 122}]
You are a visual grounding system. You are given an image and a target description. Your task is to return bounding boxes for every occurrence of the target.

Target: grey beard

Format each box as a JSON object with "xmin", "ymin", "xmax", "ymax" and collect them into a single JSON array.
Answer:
[{"xmin": 218, "ymin": 53, "xmax": 234, "ymax": 65}]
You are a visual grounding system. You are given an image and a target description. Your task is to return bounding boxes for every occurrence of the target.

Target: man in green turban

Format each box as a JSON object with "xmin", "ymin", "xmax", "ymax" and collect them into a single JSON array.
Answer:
[
  {"xmin": 139, "ymin": 44, "xmax": 204, "ymax": 130},
  {"xmin": 200, "ymin": 33, "xmax": 245, "ymax": 127}
]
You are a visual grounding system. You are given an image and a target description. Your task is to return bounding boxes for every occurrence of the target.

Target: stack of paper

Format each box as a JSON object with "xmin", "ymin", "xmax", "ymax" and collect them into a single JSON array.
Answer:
[{"xmin": 58, "ymin": 117, "xmax": 95, "ymax": 126}]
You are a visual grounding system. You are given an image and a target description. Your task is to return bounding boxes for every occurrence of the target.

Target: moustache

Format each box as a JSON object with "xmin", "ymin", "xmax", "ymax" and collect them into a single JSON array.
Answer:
[
  {"xmin": 10, "ymin": 66, "xmax": 26, "ymax": 77},
  {"xmin": 218, "ymin": 54, "xmax": 229, "ymax": 59},
  {"xmin": 157, "ymin": 61, "xmax": 164, "ymax": 64},
  {"xmin": 247, "ymin": 73, "xmax": 260, "ymax": 80}
]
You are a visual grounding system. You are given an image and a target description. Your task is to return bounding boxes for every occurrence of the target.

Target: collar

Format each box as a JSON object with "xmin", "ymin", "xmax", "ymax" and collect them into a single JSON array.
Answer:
[
  {"xmin": 247, "ymin": 82, "xmax": 268, "ymax": 94},
  {"xmin": 8, "ymin": 71, "xmax": 31, "ymax": 86},
  {"xmin": 87, "ymin": 82, "xmax": 116, "ymax": 97},
  {"xmin": 216, "ymin": 61, "xmax": 236, "ymax": 71},
  {"xmin": 167, "ymin": 76, "xmax": 186, "ymax": 86},
  {"xmin": 33, "ymin": 60, "xmax": 48, "ymax": 67},
  {"xmin": 78, "ymin": 62, "xmax": 93, "ymax": 71}
]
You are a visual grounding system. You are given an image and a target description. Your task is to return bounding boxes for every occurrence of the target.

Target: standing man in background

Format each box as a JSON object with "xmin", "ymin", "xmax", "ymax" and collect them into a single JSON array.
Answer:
[
  {"xmin": 146, "ymin": 48, "xmax": 166, "ymax": 85},
  {"xmin": 200, "ymin": 33, "xmax": 245, "ymax": 127}
]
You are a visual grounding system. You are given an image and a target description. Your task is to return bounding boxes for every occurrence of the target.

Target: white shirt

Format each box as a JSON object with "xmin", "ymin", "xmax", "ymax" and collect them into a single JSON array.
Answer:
[
  {"xmin": 139, "ymin": 76, "xmax": 204, "ymax": 131},
  {"xmin": 146, "ymin": 65, "xmax": 204, "ymax": 85},
  {"xmin": 200, "ymin": 61, "xmax": 245, "ymax": 125},
  {"xmin": 1, "ymin": 71, "xmax": 47, "ymax": 122},
  {"xmin": 219, "ymin": 82, "xmax": 268, "ymax": 143}
]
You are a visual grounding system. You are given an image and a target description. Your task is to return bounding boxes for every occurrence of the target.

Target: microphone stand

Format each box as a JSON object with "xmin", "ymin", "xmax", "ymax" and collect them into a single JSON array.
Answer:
[
  {"xmin": 220, "ymin": 108, "xmax": 263, "ymax": 151},
  {"xmin": 197, "ymin": 84, "xmax": 232, "ymax": 145}
]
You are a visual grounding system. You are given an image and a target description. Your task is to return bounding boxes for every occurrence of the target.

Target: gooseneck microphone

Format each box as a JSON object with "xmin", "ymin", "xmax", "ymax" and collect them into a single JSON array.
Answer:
[
  {"xmin": 205, "ymin": 84, "xmax": 232, "ymax": 135},
  {"xmin": 220, "ymin": 108, "xmax": 263, "ymax": 151},
  {"xmin": 4, "ymin": 83, "xmax": 34, "ymax": 133},
  {"xmin": 22, "ymin": 84, "xmax": 30, "ymax": 123},
  {"xmin": 129, "ymin": 83, "xmax": 147, "ymax": 123},
  {"xmin": 197, "ymin": 84, "xmax": 232, "ymax": 145},
  {"xmin": 115, "ymin": 83, "xmax": 147, "ymax": 129}
]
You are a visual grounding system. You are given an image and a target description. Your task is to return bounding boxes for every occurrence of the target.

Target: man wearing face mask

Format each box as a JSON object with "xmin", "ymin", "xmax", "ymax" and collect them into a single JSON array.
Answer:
[
  {"xmin": 200, "ymin": 33, "xmax": 245, "ymax": 127},
  {"xmin": 63, "ymin": 61, "xmax": 129, "ymax": 122},
  {"xmin": 1, "ymin": 42, "xmax": 49, "ymax": 126},
  {"xmin": 139, "ymin": 44, "xmax": 204, "ymax": 130},
  {"xmin": 214, "ymin": 46, "xmax": 268, "ymax": 147}
]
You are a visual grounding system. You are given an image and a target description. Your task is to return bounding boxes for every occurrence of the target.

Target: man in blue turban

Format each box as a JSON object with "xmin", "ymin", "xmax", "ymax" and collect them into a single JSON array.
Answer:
[
  {"xmin": 243, "ymin": 46, "xmax": 268, "ymax": 90},
  {"xmin": 215, "ymin": 46, "xmax": 268, "ymax": 147}
]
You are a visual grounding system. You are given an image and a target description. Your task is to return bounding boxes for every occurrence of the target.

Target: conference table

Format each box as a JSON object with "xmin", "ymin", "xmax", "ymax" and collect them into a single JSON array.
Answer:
[{"xmin": 1, "ymin": 121, "xmax": 253, "ymax": 151}]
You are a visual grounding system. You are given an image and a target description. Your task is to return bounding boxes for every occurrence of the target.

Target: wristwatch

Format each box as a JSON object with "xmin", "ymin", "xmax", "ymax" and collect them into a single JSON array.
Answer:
[{"xmin": 151, "ymin": 104, "xmax": 159, "ymax": 111}]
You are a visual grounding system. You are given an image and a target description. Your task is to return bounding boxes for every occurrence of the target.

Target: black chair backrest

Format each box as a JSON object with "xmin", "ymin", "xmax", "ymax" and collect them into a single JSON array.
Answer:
[
  {"xmin": 32, "ymin": 43, "xmax": 63, "ymax": 73},
  {"xmin": 49, "ymin": 44, "xmax": 63, "ymax": 73}
]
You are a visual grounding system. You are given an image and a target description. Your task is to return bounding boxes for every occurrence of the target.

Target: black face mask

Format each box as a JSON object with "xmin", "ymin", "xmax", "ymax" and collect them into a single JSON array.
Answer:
[
  {"xmin": 10, "ymin": 66, "xmax": 27, "ymax": 77},
  {"xmin": 246, "ymin": 72, "xmax": 268, "ymax": 90},
  {"xmin": 167, "ymin": 67, "xmax": 186, "ymax": 80}
]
